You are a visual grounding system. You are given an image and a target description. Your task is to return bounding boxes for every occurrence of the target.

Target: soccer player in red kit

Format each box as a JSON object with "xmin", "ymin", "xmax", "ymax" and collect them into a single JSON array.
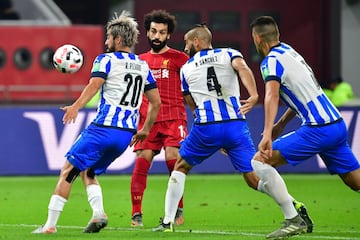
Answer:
[{"xmin": 130, "ymin": 9, "xmax": 189, "ymax": 227}]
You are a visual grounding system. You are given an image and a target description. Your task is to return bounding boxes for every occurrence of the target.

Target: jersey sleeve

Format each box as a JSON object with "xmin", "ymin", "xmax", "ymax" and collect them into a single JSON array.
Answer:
[
  {"xmin": 90, "ymin": 54, "xmax": 111, "ymax": 80},
  {"xmin": 144, "ymin": 69, "xmax": 158, "ymax": 91},
  {"xmin": 260, "ymin": 56, "xmax": 283, "ymax": 83},
  {"xmin": 180, "ymin": 67, "xmax": 190, "ymax": 95},
  {"xmin": 226, "ymin": 48, "xmax": 243, "ymax": 61}
]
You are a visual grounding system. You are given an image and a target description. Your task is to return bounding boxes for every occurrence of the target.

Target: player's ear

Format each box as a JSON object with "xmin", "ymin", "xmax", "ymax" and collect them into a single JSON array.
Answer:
[
  {"xmin": 253, "ymin": 33, "xmax": 261, "ymax": 44},
  {"xmin": 193, "ymin": 37, "xmax": 199, "ymax": 46},
  {"xmin": 116, "ymin": 36, "xmax": 122, "ymax": 47}
]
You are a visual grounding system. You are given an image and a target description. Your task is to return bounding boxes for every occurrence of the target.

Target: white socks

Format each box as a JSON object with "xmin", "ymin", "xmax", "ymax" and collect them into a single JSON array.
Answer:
[
  {"xmin": 251, "ymin": 160, "xmax": 298, "ymax": 219},
  {"xmin": 163, "ymin": 170, "xmax": 186, "ymax": 224},
  {"xmin": 44, "ymin": 194, "xmax": 67, "ymax": 228},
  {"xmin": 86, "ymin": 184, "xmax": 105, "ymax": 218},
  {"xmin": 43, "ymin": 184, "xmax": 104, "ymax": 229}
]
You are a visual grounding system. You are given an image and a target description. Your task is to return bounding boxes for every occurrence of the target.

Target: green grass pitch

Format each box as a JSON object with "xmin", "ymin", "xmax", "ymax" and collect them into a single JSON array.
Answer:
[{"xmin": 0, "ymin": 174, "xmax": 359, "ymax": 239}]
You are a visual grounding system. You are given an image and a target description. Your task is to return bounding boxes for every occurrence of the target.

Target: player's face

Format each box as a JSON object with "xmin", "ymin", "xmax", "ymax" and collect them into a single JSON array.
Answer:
[
  {"xmin": 147, "ymin": 22, "xmax": 170, "ymax": 52},
  {"xmin": 105, "ymin": 30, "xmax": 116, "ymax": 52},
  {"xmin": 184, "ymin": 36, "xmax": 197, "ymax": 58},
  {"xmin": 252, "ymin": 31, "xmax": 266, "ymax": 58}
]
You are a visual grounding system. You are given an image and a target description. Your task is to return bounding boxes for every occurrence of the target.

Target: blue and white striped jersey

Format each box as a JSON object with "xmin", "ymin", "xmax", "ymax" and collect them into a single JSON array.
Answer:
[
  {"xmin": 90, "ymin": 51, "xmax": 157, "ymax": 130},
  {"xmin": 260, "ymin": 43, "xmax": 341, "ymax": 126},
  {"xmin": 180, "ymin": 48, "xmax": 246, "ymax": 124}
]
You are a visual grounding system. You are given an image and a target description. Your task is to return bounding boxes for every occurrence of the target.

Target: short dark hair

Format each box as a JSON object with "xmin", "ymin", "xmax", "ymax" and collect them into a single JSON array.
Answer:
[
  {"xmin": 144, "ymin": 9, "xmax": 176, "ymax": 34},
  {"xmin": 250, "ymin": 16, "xmax": 279, "ymax": 42},
  {"xmin": 250, "ymin": 16, "xmax": 277, "ymax": 29}
]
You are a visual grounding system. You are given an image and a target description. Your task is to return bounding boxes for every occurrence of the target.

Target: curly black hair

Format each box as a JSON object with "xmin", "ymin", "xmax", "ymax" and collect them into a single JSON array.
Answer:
[{"xmin": 144, "ymin": 9, "xmax": 176, "ymax": 34}]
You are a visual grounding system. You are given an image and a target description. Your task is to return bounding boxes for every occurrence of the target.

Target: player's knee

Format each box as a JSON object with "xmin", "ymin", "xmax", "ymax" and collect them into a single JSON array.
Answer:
[
  {"xmin": 348, "ymin": 180, "xmax": 360, "ymax": 192},
  {"xmin": 86, "ymin": 168, "xmax": 95, "ymax": 179},
  {"xmin": 174, "ymin": 158, "xmax": 192, "ymax": 174},
  {"xmin": 243, "ymin": 172, "xmax": 259, "ymax": 190},
  {"xmin": 340, "ymin": 169, "xmax": 360, "ymax": 191}
]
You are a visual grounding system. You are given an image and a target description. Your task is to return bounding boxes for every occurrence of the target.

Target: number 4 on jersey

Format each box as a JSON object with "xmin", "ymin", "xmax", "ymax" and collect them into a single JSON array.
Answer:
[{"xmin": 207, "ymin": 66, "xmax": 222, "ymax": 96}]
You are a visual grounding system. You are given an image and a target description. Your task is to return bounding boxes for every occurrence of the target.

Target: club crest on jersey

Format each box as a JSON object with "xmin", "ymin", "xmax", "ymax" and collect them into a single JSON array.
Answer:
[{"xmin": 162, "ymin": 59, "xmax": 169, "ymax": 68}]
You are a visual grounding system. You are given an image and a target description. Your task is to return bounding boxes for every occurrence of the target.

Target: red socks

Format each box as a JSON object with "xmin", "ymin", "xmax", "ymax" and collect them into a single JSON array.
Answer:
[
  {"xmin": 130, "ymin": 157, "xmax": 151, "ymax": 215},
  {"xmin": 130, "ymin": 157, "xmax": 184, "ymax": 215}
]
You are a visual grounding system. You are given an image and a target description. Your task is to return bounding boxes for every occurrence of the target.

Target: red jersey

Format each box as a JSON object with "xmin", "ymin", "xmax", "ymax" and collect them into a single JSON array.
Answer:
[{"xmin": 139, "ymin": 48, "xmax": 189, "ymax": 122}]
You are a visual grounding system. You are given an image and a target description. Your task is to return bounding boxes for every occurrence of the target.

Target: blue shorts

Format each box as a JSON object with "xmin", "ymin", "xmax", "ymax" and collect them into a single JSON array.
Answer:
[
  {"xmin": 179, "ymin": 120, "xmax": 255, "ymax": 173},
  {"xmin": 66, "ymin": 123, "xmax": 133, "ymax": 175},
  {"xmin": 273, "ymin": 119, "xmax": 360, "ymax": 174}
]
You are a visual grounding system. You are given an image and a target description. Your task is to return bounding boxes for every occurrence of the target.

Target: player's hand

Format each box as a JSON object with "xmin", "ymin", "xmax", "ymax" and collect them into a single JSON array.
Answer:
[
  {"xmin": 239, "ymin": 95, "xmax": 258, "ymax": 115},
  {"xmin": 129, "ymin": 129, "xmax": 149, "ymax": 147},
  {"xmin": 258, "ymin": 135, "xmax": 273, "ymax": 160},
  {"xmin": 60, "ymin": 105, "xmax": 79, "ymax": 124}
]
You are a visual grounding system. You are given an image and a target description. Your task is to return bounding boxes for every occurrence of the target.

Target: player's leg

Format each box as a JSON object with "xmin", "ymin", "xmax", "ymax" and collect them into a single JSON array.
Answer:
[
  {"xmin": 321, "ymin": 151, "xmax": 360, "ymax": 193},
  {"xmin": 32, "ymin": 160, "xmax": 80, "ymax": 234},
  {"xmin": 252, "ymin": 128, "xmax": 317, "ymax": 237},
  {"xmin": 339, "ymin": 168, "xmax": 360, "ymax": 192},
  {"xmin": 82, "ymin": 169, "xmax": 108, "ymax": 233},
  {"xmin": 321, "ymin": 148, "xmax": 360, "ymax": 192},
  {"xmin": 130, "ymin": 122, "xmax": 160, "ymax": 226},
  {"xmin": 314, "ymin": 120, "xmax": 360, "ymax": 193},
  {"xmin": 153, "ymin": 158, "xmax": 192, "ymax": 232},
  {"xmin": 318, "ymin": 122, "xmax": 360, "ymax": 192},
  {"xmin": 82, "ymin": 127, "xmax": 132, "ymax": 232},
  {"xmin": 130, "ymin": 149, "xmax": 155, "ymax": 226},
  {"xmin": 252, "ymin": 156, "xmax": 300, "ymax": 219},
  {"xmin": 162, "ymin": 119, "xmax": 188, "ymax": 226},
  {"xmin": 33, "ymin": 124, "xmax": 95, "ymax": 234},
  {"xmin": 251, "ymin": 157, "xmax": 308, "ymax": 238},
  {"xmin": 165, "ymin": 160, "xmax": 191, "ymax": 223},
  {"xmin": 153, "ymin": 124, "xmax": 213, "ymax": 232},
  {"xmin": 224, "ymin": 120, "xmax": 307, "ymax": 237},
  {"xmin": 165, "ymin": 146, "xmax": 185, "ymax": 226}
]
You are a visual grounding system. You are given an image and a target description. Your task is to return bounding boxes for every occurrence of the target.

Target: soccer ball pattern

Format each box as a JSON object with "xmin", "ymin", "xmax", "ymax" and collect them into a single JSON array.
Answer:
[{"xmin": 53, "ymin": 44, "xmax": 83, "ymax": 74}]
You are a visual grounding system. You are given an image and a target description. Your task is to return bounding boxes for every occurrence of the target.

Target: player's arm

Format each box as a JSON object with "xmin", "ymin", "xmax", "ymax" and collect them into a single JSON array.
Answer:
[
  {"xmin": 142, "ymin": 88, "xmax": 161, "ymax": 132},
  {"xmin": 130, "ymin": 88, "xmax": 161, "ymax": 146},
  {"xmin": 258, "ymin": 80, "xmax": 280, "ymax": 159},
  {"xmin": 272, "ymin": 107, "xmax": 296, "ymax": 140},
  {"xmin": 232, "ymin": 57, "xmax": 259, "ymax": 115},
  {"xmin": 184, "ymin": 94, "xmax": 196, "ymax": 114},
  {"xmin": 263, "ymin": 80, "xmax": 280, "ymax": 138},
  {"xmin": 61, "ymin": 77, "xmax": 104, "ymax": 124}
]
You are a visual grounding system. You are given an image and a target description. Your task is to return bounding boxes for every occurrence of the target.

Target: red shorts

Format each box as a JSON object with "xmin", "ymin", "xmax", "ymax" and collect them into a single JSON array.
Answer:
[{"xmin": 134, "ymin": 119, "xmax": 188, "ymax": 153}]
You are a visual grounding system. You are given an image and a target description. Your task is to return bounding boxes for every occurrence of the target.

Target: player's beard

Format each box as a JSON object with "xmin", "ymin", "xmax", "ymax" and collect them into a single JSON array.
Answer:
[
  {"xmin": 188, "ymin": 44, "xmax": 197, "ymax": 58},
  {"xmin": 106, "ymin": 42, "xmax": 116, "ymax": 53},
  {"xmin": 255, "ymin": 42, "xmax": 266, "ymax": 58},
  {"xmin": 148, "ymin": 37, "xmax": 167, "ymax": 52}
]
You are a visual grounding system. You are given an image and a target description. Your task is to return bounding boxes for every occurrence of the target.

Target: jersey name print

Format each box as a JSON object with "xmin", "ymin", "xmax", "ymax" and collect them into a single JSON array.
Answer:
[
  {"xmin": 181, "ymin": 48, "xmax": 246, "ymax": 124},
  {"xmin": 90, "ymin": 51, "xmax": 156, "ymax": 130},
  {"xmin": 260, "ymin": 43, "xmax": 341, "ymax": 126}
]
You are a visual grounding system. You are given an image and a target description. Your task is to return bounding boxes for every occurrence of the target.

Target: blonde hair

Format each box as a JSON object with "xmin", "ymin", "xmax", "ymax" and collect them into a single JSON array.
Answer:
[
  {"xmin": 186, "ymin": 24, "xmax": 212, "ymax": 44},
  {"xmin": 107, "ymin": 11, "xmax": 139, "ymax": 48}
]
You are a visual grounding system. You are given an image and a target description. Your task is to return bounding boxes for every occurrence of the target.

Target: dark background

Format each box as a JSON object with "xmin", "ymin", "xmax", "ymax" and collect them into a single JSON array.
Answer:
[{"xmin": 53, "ymin": 0, "xmax": 340, "ymax": 103}]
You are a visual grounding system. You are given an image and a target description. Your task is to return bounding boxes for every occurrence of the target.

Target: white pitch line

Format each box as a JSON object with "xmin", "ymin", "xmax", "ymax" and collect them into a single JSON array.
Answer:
[{"xmin": 0, "ymin": 223, "xmax": 359, "ymax": 240}]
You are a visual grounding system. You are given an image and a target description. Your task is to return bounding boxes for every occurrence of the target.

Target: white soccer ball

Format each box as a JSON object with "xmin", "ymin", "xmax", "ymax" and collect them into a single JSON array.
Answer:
[{"xmin": 53, "ymin": 44, "xmax": 83, "ymax": 74}]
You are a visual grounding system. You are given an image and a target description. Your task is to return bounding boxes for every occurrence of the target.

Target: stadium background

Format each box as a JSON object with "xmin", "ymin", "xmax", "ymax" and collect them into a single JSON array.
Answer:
[{"xmin": 0, "ymin": 0, "xmax": 359, "ymax": 175}]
